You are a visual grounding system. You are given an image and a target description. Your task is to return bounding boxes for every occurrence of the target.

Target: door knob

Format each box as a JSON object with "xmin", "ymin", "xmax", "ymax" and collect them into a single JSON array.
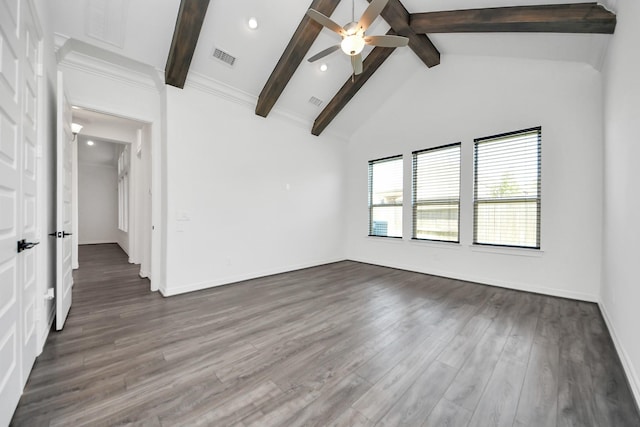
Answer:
[{"xmin": 17, "ymin": 239, "xmax": 40, "ymax": 253}]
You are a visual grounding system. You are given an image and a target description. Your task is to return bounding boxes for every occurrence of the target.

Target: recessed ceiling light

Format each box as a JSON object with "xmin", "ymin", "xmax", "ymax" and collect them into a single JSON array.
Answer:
[
  {"xmin": 248, "ymin": 17, "xmax": 258, "ymax": 30},
  {"xmin": 87, "ymin": 140, "xmax": 95, "ymax": 146},
  {"xmin": 319, "ymin": 63, "xmax": 328, "ymax": 72}
]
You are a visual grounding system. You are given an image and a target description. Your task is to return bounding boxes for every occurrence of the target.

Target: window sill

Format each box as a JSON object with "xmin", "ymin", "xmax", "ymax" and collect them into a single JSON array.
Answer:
[
  {"xmin": 366, "ymin": 235, "xmax": 404, "ymax": 244},
  {"xmin": 469, "ymin": 244, "xmax": 544, "ymax": 257},
  {"xmin": 410, "ymin": 239, "xmax": 462, "ymax": 250}
]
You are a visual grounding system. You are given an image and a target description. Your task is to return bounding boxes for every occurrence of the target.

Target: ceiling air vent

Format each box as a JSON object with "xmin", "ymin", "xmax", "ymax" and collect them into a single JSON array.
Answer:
[
  {"xmin": 212, "ymin": 48, "xmax": 236, "ymax": 66},
  {"xmin": 308, "ymin": 96, "xmax": 323, "ymax": 107}
]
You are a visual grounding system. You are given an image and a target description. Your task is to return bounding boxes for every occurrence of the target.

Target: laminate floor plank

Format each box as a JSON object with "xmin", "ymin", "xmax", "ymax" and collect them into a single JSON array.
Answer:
[
  {"xmin": 514, "ymin": 341, "xmax": 560, "ymax": 427},
  {"xmin": 375, "ymin": 360, "xmax": 457, "ymax": 427},
  {"xmin": 467, "ymin": 356, "xmax": 528, "ymax": 427},
  {"xmin": 10, "ymin": 244, "xmax": 640, "ymax": 426},
  {"xmin": 423, "ymin": 398, "xmax": 473, "ymax": 427}
]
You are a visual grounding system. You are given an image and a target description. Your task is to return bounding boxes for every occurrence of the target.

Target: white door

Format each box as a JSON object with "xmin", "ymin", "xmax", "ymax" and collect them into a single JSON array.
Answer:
[
  {"xmin": 19, "ymin": 0, "xmax": 41, "ymax": 385},
  {"xmin": 56, "ymin": 71, "xmax": 73, "ymax": 331},
  {"xmin": 0, "ymin": 0, "xmax": 41, "ymax": 424}
]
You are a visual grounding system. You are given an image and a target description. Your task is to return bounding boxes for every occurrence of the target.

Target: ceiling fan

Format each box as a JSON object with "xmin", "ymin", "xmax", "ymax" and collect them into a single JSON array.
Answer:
[{"xmin": 306, "ymin": 0, "xmax": 409, "ymax": 75}]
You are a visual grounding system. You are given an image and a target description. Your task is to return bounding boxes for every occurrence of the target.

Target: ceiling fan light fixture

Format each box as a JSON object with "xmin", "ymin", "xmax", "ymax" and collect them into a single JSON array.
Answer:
[{"xmin": 341, "ymin": 34, "xmax": 365, "ymax": 56}]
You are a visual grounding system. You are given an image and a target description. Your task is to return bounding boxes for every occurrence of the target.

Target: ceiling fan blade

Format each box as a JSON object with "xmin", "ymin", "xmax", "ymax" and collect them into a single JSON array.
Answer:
[
  {"xmin": 308, "ymin": 45, "xmax": 341, "ymax": 62},
  {"xmin": 364, "ymin": 35, "xmax": 408, "ymax": 48},
  {"xmin": 306, "ymin": 9, "xmax": 345, "ymax": 35},
  {"xmin": 351, "ymin": 53, "xmax": 363, "ymax": 75},
  {"xmin": 357, "ymin": 0, "xmax": 389, "ymax": 31}
]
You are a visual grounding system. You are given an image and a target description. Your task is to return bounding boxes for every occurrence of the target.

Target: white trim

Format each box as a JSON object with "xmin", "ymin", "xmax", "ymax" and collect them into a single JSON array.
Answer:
[
  {"xmin": 139, "ymin": 269, "xmax": 150, "ymax": 279},
  {"xmin": 59, "ymin": 51, "xmax": 158, "ymax": 92},
  {"xmin": 116, "ymin": 241, "xmax": 129, "ymax": 256},
  {"xmin": 55, "ymin": 37, "xmax": 162, "ymax": 92},
  {"xmin": 599, "ymin": 302, "xmax": 640, "ymax": 408},
  {"xmin": 159, "ymin": 257, "xmax": 345, "ymax": 297},
  {"xmin": 409, "ymin": 239, "xmax": 463, "ymax": 250},
  {"xmin": 185, "ymin": 72, "xmax": 350, "ymax": 143},
  {"xmin": 469, "ymin": 244, "xmax": 545, "ymax": 257},
  {"xmin": 38, "ymin": 305, "xmax": 55, "ymax": 355},
  {"xmin": 78, "ymin": 240, "xmax": 118, "ymax": 245},
  {"xmin": 347, "ymin": 256, "xmax": 598, "ymax": 302},
  {"xmin": 64, "ymin": 102, "xmax": 159, "ymax": 294}
]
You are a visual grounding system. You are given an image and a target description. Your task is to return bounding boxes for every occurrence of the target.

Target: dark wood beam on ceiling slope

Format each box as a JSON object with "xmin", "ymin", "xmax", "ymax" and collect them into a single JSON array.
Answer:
[
  {"xmin": 312, "ymin": 40, "xmax": 397, "ymax": 136},
  {"xmin": 255, "ymin": 0, "xmax": 342, "ymax": 118},
  {"xmin": 367, "ymin": 0, "xmax": 440, "ymax": 68},
  {"xmin": 165, "ymin": 0, "xmax": 211, "ymax": 88},
  {"xmin": 410, "ymin": 3, "xmax": 616, "ymax": 34}
]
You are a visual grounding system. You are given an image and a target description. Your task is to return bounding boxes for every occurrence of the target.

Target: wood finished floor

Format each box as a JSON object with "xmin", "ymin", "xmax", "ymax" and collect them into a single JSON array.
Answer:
[{"xmin": 11, "ymin": 244, "xmax": 640, "ymax": 427}]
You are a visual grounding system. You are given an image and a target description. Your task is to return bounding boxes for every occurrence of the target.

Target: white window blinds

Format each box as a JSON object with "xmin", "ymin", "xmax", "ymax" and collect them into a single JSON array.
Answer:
[
  {"xmin": 412, "ymin": 143, "xmax": 461, "ymax": 242},
  {"xmin": 369, "ymin": 156, "xmax": 403, "ymax": 238},
  {"xmin": 474, "ymin": 127, "xmax": 541, "ymax": 248}
]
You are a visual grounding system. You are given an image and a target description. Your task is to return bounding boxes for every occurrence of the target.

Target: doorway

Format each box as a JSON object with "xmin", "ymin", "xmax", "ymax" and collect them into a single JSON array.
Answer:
[{"xmin": 72, "ymin": 108, "xmax": 152, "ymax": 281}]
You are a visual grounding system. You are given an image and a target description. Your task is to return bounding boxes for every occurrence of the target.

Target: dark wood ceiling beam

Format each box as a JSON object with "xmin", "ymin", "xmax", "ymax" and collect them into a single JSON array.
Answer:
[
  {"xmin": 312, "ymin": 40, "xmax": 397, "ymax": 136},
  {"xmin": 256, "ymin": 0, "xmax": 342, "ymax": 118},
  {"xmin": 410, "ymin": 3, "xmax": 616, "ymax": 34},
  {"xmin": 367, "ymin": 0, "xmax": 440, "ymax": 67},
  {"xmin": 165, "ymin": 0, "xmax": 211, "ymax": 88}
]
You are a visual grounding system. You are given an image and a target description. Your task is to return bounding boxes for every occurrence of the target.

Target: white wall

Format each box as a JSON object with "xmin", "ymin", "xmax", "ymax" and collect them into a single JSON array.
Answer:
[
  {"xmin": 77, "ymin": 163, "xmax": 118, "ymax": 244},
  {"xmin": 161, "ymin": 85, "xmax": 346, "ymax": 295},
  {"xmin": 601, "ymin": 0, "xmax": 640, "ymax": 404},
  {"xmin": 346, "ymin": 54, "xmax": 604, "ymax": 301}
]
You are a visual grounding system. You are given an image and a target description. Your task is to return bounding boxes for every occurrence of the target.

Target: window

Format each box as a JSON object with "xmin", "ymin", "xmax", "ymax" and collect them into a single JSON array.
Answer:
[
  {"xmin": 474, "ymin": 127, "xmax": 541, "ymax": 248},
  {"xmin": 412, "ymin": 143, "xmax": 460, "ymax": 242},
  {"xmin": 118, "ymin": 145, "xmax": 129, "ymax": 232},
  {"xmin": 368, "ymin": 156, "xmax": 403, "ymax": 238}
]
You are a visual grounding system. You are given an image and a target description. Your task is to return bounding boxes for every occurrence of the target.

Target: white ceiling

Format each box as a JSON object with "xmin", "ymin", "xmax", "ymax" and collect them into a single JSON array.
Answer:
[
  {"xmin": 77, "ymin": 135, "xmax": 122, "ymax": 167},
  {"xmin": 50, "ymin": 0, "xmax": 617, "ymax": 138}
]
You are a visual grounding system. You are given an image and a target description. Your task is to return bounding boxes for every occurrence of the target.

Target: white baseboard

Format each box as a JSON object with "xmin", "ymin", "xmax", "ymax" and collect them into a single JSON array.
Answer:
[
  {"xmin": 347, "ymin": 256, "xmax": 598, "ymax": 302},
  {"xmin": 116, "ymin": 242, "xmax": 129, "ymax": 256},
  {"xmin": 38, "ymin": 305, "xmax": 56, "ymax": 355},
  {"xmin": 78, "ymin": 240, "xmax": 118, "ymax": 245},
  {"xmin": 160, "ymin": 257, "xmax": 345, "ymax": 297},
  {"xmin": 598, "ymin": 302, "xmax": 640, "ymax": 409}
]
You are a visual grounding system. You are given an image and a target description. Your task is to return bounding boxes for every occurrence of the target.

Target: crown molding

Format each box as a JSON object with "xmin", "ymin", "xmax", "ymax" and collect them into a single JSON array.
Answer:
[
  {"xmin": 56, "ymin": 36, "xmax": 163, "ymax": 93},
  {"xmin": 185, "ymin": 71, "xmax": 349, "ymax": 143}
]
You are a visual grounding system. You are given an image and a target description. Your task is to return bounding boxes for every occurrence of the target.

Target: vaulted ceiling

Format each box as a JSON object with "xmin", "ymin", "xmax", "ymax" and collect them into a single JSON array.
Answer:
[{"xmin": 50, "ymin": 0, "xmax": 617, "ymax": 139}]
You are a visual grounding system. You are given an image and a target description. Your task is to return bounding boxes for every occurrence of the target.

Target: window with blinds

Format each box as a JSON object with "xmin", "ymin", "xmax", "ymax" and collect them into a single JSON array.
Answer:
[
  {"xmin": 369, "ymin": 156, "xmax": 403, "ymax": 238},
  {"xmin": 474, "ymin": 127, "xmax": 541, "ymax": 248},
  {"xmin": 412, "ymin": 143, "xmax": 461, "ymax": 242}
]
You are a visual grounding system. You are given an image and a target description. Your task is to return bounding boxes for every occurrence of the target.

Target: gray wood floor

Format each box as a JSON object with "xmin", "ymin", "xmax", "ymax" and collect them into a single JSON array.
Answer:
[{"xmin": 11, "ymin": 244, "xmax": 640, "ymax": 426}]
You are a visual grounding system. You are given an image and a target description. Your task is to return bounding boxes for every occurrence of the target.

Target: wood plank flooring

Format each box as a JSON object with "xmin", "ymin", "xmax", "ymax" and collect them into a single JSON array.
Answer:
[{"xmin": 10, "ymin": 244, "xmax": 640, "ymax": 426}]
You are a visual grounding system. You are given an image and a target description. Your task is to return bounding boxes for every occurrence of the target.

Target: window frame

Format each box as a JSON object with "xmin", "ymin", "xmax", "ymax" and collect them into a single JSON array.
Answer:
[
  {"xmin": 473, "ymin": 126, "xmax": 542, "ymax": 249},
  {"xmin": 368, "ymin": 155, "xmax": 403, "ymax": 239},
  {"xmin": 412, "ymin": 142, "xmax": 461, "ymax": 243}
]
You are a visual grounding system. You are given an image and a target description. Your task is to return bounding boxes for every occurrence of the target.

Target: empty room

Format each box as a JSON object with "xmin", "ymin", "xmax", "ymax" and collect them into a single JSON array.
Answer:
[{"xmin": 1, "ymin": 0, "xmax": 639, "ymax": 426}]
